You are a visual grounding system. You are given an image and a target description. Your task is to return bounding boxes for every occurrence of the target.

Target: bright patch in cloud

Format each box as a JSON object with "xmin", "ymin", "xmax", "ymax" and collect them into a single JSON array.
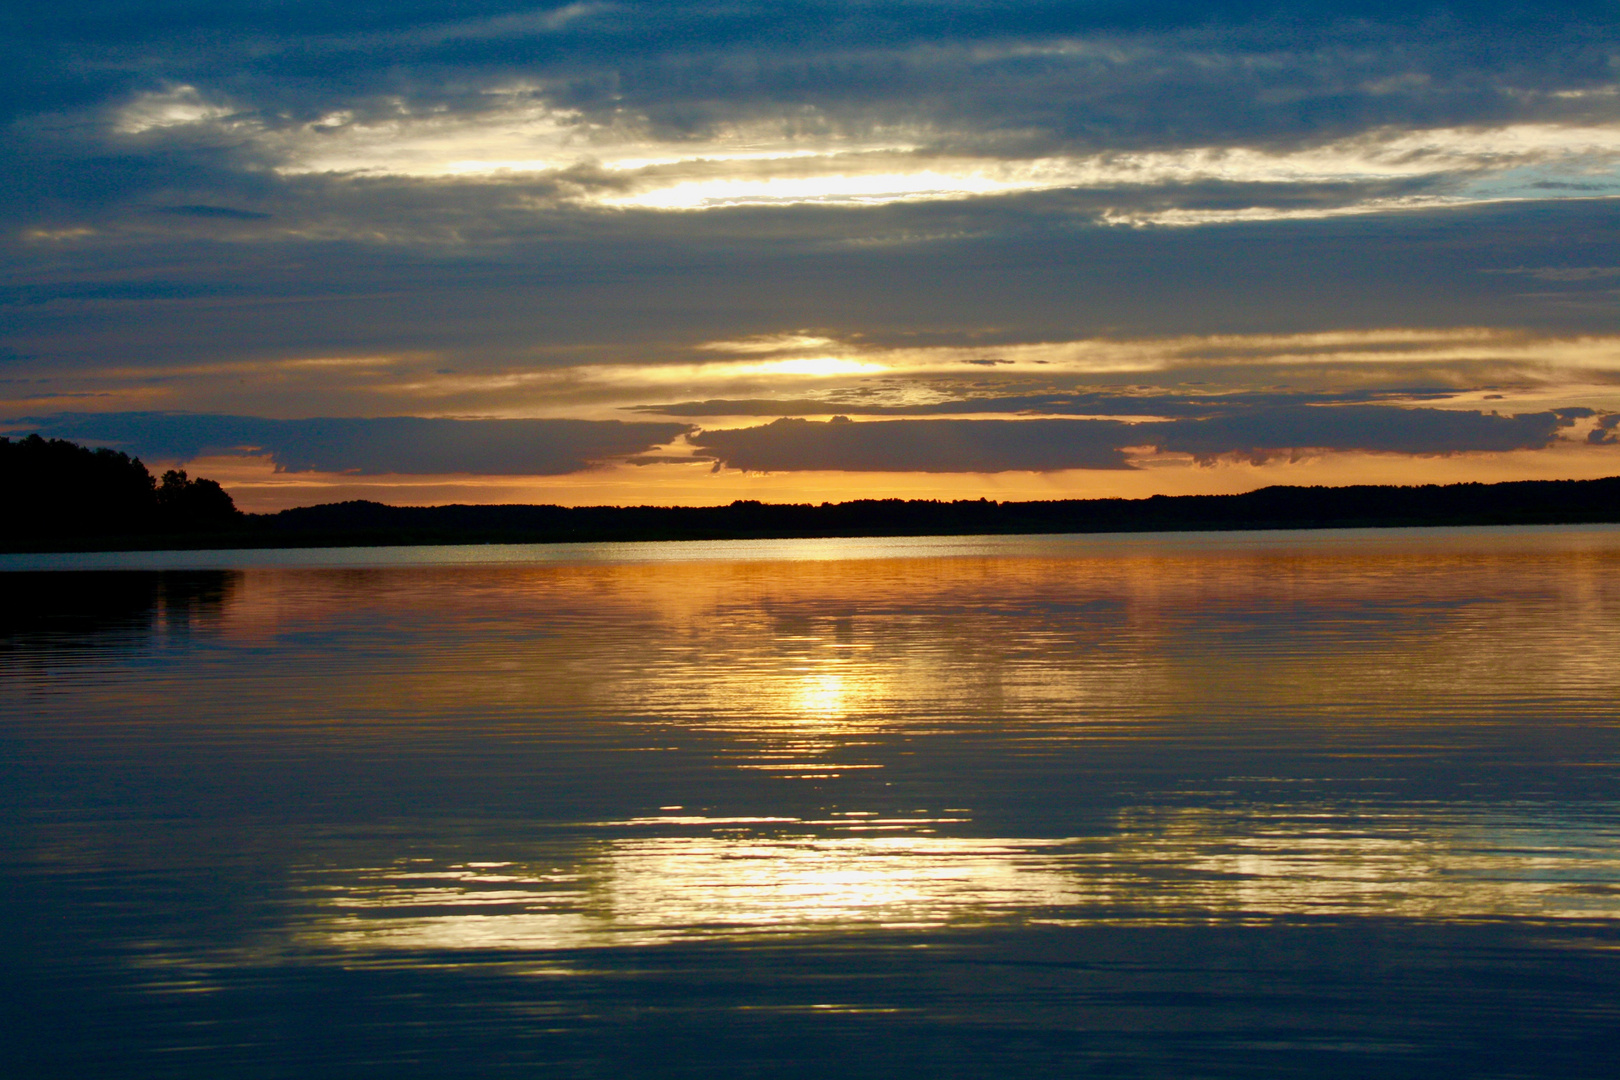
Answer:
[
  {"xmin": 251, "ymin": 93, "xmax": 916, "ymax": 180},
  {"xmin": 581, "ymin": 357, "xmax": 889, "ymax": 386},
  {"xmin": 698, "ymin": 334, "xmax": 842, "ymax": 354},
  {"xmin": 742, "ymin": 328, "xmax": 1620, "ymax": 379},
  {"xmin": 602, "ymin": 128, "xmax": 1620, "ymax": 211},
  {"xmin": 600, "ymin": 163, "xmax": 1063, "ymax": 209},
  {"xmin": 116, "ymin": 85, "xmax": 236, "ymax": 134},
  {"xmin": 761, "ymin": 357, "xmax": 886, "ymax": 377},
  {"xmin": 117, "ymin": 81, "xmax": 1620, "ymax": 219}
]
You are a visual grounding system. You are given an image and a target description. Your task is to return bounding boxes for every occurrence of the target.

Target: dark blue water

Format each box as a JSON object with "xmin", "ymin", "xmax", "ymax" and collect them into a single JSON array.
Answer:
[{"xmin": 4, "ymin": 529, "xmax": 1619, "ymax": 1078}]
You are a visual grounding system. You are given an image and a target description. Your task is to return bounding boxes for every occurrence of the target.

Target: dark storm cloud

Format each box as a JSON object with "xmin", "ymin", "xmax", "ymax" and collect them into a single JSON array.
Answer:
[
  {"xmin": 690, "ymin": 406, "xmax": 1577, "ymax": 472},
  {"xmin": 13, "ymin": 413, "xmax": 691, "ymax": 475}
]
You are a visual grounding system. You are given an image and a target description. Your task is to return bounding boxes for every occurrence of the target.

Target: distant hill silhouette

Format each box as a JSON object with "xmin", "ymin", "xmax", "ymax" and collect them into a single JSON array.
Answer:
[
  {"xmin": 4, "ymin": 433, "xmax": 1619, "ymax": 552},
  {"xmin": 2, "ymin": 434, "xmax": 240, "ymax": 543},
  {"xmin": 253, "ymin": 479, "xmax": 1620, "ymax": 548}
]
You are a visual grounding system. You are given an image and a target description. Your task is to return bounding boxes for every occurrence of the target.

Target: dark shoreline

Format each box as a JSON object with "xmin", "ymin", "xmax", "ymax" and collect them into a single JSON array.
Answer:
[{"xmin": 7, "ymin": 475, "xmax": 1620, "ymax": 555}]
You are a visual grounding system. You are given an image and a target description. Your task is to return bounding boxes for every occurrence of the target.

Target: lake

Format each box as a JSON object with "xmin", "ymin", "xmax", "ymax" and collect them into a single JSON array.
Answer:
[{"xmin": 4, "ymin": 526, "xmax": 1620, "ymax": 1078}]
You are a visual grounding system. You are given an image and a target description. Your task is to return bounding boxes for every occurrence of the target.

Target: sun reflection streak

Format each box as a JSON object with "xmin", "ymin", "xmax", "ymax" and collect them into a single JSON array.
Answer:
[
  {"xmin": 297, "ymin": 802, "xmax": 1620, "ymax": 958},
  {"xmin": 791, "ymin": 671, "xmax": 849, "ymax": 720},
  {"xmin": 305, "ymin": 829, "xmax": 1078, "ymax": 952}
]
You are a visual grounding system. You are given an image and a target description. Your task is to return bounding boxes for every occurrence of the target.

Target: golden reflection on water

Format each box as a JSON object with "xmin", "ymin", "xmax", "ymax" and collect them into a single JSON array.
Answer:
[
  {"xmin": 791, "ymin": 669, "xmax": 852, "ymax": 721},
  {"xmin": 298, "ymin": 802, "xmax": 1620, "ymax": 957},
  {"xmin": 309, "ymin": 826, "xmax": 1074, "ymax": 952},
  {"xmin": 11, "ymin": 529, "xmax": 1620, "ymax": 966},
  {"xmin": 1069, "ymin": 806, "xmax": 1620, "ymax": 921},
  {"xmin": 188, "ymin": 531, "xmax": 1620, "ymax": 748}
]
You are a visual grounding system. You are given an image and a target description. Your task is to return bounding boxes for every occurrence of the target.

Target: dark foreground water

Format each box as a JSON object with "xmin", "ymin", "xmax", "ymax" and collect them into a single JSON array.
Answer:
[{"xmin": 4, "ymin": 527, "xmax": 1620, "ymax": 1079}]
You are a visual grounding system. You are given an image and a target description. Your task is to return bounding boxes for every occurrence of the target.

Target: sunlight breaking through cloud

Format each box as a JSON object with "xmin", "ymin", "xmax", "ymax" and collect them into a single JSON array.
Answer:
[
  {"xmin": 17, "ymin": 1, "xmax": 1620, "ymax": 504},
  {"xmin": 114, "ymin": 82, "xmax": 1620, "ymax": 217}
]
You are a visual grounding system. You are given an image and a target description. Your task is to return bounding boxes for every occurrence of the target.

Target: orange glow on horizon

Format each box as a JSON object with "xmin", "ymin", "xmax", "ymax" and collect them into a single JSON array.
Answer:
[{"xmin": 182, "ymin": 443, "xmax": 1620, "ymax": 514}]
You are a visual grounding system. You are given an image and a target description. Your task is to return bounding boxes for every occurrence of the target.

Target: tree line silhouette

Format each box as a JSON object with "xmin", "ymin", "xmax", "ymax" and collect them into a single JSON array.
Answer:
[
  {"xmin": 4, "ymin": 433, "xmax": 1619, "ymax": 552},
  {"xmin": 3, "ymin": 434, "xmax": 240, "ymax": 541}
]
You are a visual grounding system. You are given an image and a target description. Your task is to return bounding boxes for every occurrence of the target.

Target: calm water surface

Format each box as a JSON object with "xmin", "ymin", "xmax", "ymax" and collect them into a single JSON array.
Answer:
[{"xmin": 4, "ymin": 527, "xmax": 1620, "ymax": 1078}]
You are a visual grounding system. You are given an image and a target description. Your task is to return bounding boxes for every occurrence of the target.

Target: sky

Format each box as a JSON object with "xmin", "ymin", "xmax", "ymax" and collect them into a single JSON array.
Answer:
[{"xmin": 6, "ymin": 1, "xmax": 1620, "ymax": 510}]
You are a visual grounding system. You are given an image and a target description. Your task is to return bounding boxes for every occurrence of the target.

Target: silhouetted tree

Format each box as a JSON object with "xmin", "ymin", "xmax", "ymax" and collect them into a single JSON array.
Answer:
[
  {"xmin": 2, "ymin": 434, "xmax": 157, "ymax": 537},
  {"xmin": 156, "ymin": 468, "xmax": 241, "ymax": 529},
  {"xmin": 1, "ymin": 435, "xmax": 240, "ymax": 541}
]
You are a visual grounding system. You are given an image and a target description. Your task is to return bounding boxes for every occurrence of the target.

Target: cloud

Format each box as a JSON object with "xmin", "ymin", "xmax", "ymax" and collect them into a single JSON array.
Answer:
[
  {"xmin": 690, "ymin": 406, "xmax": 1580, "ymax": 473},
  {"xmin": 152, "ymin": 204, "xmax": 272, "ymax": 220},
  {"xmin": 10, "ymin": 3, "xmax": 1620, "ymax": 229},
  {"xmin": 626, "ymin": 388, "xmax": 1455, "ymax": 419},
  {"xmin": 12, "ymin": 197, "xmax": 1620, "ymax": 379},
  {"xmin": 13, "ymin": 413, "xmax": 691, "ymax": 475},
  {"xmin": 1145, "ymin": 405, "xmax": 1573, "ymax": 463},
  {"xmin": 690, "ymin": 416, "xmax": 1136, "ymax": 472},
  {"xmin": 1589, "ymin": 413, "xmax": 1620, "ymax": 445},
  {"xmin": 5, "ymin": 2, "xmax": 1620, "ymax": 499},
  {"xmin": 1486, "ymin": 266, "xmax": 1620, "ymax": 282}
]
